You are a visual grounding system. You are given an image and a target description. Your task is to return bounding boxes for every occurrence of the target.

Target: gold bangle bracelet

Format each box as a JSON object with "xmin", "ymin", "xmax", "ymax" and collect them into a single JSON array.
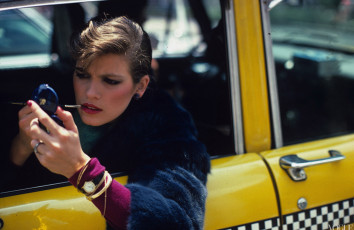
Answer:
[
  {"xmin": 103, "ymin": 189, "xmax": 108, "ymax": 216},
  {"xmin": 77, "ymin": 161, "xmax": 90, "ymax": 187}
]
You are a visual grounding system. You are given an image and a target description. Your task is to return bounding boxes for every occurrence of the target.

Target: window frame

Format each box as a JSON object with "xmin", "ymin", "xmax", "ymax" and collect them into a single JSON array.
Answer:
[
  {"xmin": 260, "ymin": 0, "xmax": 284, "ymax": 149},
  {"xmin": 224, "ymin": 0, "xmax": 244, "ymax": 154}
]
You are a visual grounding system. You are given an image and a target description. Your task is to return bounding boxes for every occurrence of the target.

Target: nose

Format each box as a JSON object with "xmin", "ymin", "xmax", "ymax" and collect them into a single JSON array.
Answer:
[{"xmin": 86, "ymin": 80, "xmax": 101, "ymax": 99}]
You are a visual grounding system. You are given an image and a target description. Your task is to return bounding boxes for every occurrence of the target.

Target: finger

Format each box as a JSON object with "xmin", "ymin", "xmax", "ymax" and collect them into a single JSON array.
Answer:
[
  {"xmin": 18, "ymin": 103, "xmax": 33, "ymax": 119},
  {"xmin": 18, "ymin": 102, "xmax": 37, "ymax": 128},
  {"xmin": 28, "ymin": 100, "xmax": 61, "ymax": 136},
  {"xmin": 28, "ymin": 113, "xmax": 58, "ymax": 146},
  {"xmin": 19, "ymin": 114, "xmax": 37, "ymax": 134},
  {"xmin": 31, "ymin": 139, "xmax": 45, "ymax": 155},
  {"xmin": 31, "ymin": 140, "xmax": 52, "ymax": 167},
  {"xmin": 29, "ymin": 118, "xmax": 39, "ymax": 128},
  {"xmin": 55, "ymin": 106, "xmax": 78, "ymax": 132},
  {"xmin": 29, "ymin": 119, "xmax": 54, "ymax": 144}
]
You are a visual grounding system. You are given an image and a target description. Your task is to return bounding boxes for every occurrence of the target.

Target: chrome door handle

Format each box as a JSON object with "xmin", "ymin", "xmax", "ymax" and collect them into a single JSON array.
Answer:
[{"xmin": 279, "ymin": 150, "xmax": 345, "ymax": 181}]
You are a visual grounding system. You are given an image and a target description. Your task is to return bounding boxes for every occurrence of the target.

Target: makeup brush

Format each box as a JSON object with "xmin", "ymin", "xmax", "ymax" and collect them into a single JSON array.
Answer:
[{"xmin": 7, "ymin": 102, "xmax": 81, "ymax": 108}]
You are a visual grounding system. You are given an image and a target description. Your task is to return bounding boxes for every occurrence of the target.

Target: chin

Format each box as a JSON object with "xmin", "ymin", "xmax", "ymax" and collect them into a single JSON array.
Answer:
[
  {"xmin": 82, "ymin": 116, "xmax": 117, "ymax": 127},
  {"xmin": 81, "ymin": 116, "xmax": 104, "ymax": 126},
  {"xmin": 83, "ymin": 120, "xmax": 102, "ymax": 127}
]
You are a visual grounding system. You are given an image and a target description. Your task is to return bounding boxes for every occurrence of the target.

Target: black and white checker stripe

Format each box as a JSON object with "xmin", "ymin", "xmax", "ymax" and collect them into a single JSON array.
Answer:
[
  {"xmin": 220, "ymin": 217, "xmax": 280, "ymax": 230},
  {"xmin": 282, "ymin": 198, "xmax": 354, "ymax": 230},
  {"xmin": 220, "ymin": 198, "xmax": 354, "ymax": 230}
]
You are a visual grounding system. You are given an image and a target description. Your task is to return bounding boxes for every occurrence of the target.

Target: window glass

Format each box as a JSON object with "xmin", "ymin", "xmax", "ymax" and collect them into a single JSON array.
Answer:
[
  {"xmin": 144, "ymin": 0, "xmax": 233, "ymax": 155},
  {"xmin": 0, "ymin": 6, "xmax": 53, "ymax": 70},
  {"xmin": 0, "ymin": 0, "xmax": 232, "ymax": 193},
  {"xmin": 203, "ymin": 0, "xmax": 222, "ymax": 27},
  {"xmin": 0, "ymin": 7, "xmax": 53, "ymax": 56},
  {"xmin": 270, "ymin": 0, "xmax": 354, "ymax": 145},
  {"xmin": 144, "ymin": 0, "xmax": 202, "ymax": 57}
]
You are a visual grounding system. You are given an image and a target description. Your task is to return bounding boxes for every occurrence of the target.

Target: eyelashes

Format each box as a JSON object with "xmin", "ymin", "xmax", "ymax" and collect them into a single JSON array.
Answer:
[
  {"xmin": 75, "ymin": 72, "xmax": 89, "ymax": 79},
  {"xmin": 74, "ymin": 69, "xmax": 89, "ymax": 79},
  {"xmin": 103, "ymin": 78, "xmax": 121, "ymax": 85},
  {"xmin": 75, "ymin": 71, "xmax": 121, "ymax": 85}
]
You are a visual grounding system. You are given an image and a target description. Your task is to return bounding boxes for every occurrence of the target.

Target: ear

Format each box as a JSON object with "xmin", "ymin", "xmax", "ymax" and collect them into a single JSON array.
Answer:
[{"xmin": 135, "ymin": 75, "xmax": 150, "ymax": 97}]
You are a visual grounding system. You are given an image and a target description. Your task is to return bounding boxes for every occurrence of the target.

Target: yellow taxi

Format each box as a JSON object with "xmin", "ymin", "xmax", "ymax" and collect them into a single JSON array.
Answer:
[{"xmin": 0, "ymin": 0, "xmax": 354, "ymax": 229}]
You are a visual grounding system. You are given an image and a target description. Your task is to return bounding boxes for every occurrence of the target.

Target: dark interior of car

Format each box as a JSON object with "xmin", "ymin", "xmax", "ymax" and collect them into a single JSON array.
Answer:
[{"xmin": 275, "ymin": 48, "xmax": 354, "ymax": 145}]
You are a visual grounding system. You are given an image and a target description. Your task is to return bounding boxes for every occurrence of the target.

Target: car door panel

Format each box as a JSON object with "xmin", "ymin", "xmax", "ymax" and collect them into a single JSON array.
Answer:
[
  {"xmin": 0, "ymin": 187, "xmax": 105, "ymax": 229},
  {"xmin": 0, "ymin": 176, "xmax": 128, "ymax": 230},
  {"xmin": 205, "ymin": 153, "xmax": 279, "ymax": 230},
  {"xmin": 262, "ymin": 134, "xmax": 354, "ymax": 229},
  {"xmin": 260, "ymin": 1, "xmax": 354, "ymax": 229}
]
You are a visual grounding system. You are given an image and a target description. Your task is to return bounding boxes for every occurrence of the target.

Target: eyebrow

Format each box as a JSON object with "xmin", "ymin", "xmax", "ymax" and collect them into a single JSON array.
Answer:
[{"xmin": 100, "ymin": 73, "xmax": 125, "ymax": 79}]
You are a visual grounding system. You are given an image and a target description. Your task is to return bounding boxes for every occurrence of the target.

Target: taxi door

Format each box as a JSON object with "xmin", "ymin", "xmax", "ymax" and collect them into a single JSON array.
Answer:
[
  {"xmin": 259, "ymin": 0, "xmax": 354, "ymax": 229},
  {"xmin": 262, "ymin": 137, "xmax": 354, "ymax": 230}
]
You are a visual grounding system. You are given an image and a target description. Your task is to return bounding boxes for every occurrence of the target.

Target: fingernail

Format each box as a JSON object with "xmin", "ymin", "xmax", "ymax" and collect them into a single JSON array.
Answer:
[
  {"xmin": 27, "ymin": 101, "xmax": 32, "ymax": 107},
  {"xmin": 57, "ymin": 106, "xmax": 63, "ymax": 112}
]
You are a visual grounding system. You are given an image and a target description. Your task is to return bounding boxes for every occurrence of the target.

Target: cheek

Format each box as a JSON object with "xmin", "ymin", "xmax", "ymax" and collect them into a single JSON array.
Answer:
[
  {"xmin": 107, "ymin": 86, "xmax": 135, "ymax": 105},
  {"xmin": 73, "ymin": 78, "xmax": 80, "ymax": 94},
  {"xmin": 73, "ymin": 78, "xmax": 84, "ymax": 99}
]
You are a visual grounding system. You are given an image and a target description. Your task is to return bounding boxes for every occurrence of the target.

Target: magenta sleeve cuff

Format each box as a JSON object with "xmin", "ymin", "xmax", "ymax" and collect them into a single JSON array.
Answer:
[{"xmin": 69, "ymin": 158, "xmax": 131, "ymax": 230}]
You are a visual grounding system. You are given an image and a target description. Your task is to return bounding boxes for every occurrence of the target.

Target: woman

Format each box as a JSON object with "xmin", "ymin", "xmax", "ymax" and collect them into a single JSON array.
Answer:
[{"xmin": 9, "ymin": 16, "xmax": 210, "ymax": 229}]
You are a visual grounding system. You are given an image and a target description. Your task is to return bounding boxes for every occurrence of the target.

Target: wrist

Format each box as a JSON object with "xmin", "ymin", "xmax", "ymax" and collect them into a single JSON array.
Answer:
[
  {"xmin": 64, "ymin": 154, "xmax": 91, "ymax": 179},
  {"xmin": 68, "ymin": 158, "xmax": 106, "ymax": 188},
  {"xmin": 10, "ymin": 135, "xmax": 32, "ymax": 166}
]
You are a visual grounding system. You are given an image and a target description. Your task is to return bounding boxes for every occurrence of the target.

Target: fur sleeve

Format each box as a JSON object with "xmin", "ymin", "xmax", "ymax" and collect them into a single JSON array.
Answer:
[{"xmin": 126, "ymin": 166, "xmax": 207, "ymax": 230}]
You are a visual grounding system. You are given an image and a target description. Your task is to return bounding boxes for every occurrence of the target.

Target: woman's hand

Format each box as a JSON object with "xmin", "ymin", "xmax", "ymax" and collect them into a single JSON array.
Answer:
[
  {"xmin": 10, "ymin": 101, "xmax": 39, "ymax": 166},
  {"xmin": 27, "ymin": 100, "xmax": 90, "ymax": 178}
]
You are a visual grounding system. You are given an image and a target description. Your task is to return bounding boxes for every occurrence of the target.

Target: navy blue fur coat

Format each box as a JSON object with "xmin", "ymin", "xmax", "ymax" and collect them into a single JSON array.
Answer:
[{"xmin": 88, "ymin": 86, "xmax": 211, "ymax": 230}]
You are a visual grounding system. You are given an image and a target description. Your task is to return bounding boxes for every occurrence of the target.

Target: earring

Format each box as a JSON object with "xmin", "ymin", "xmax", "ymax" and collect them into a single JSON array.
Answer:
[{"xmin": 133, "ymin": 93, "xmax": 140, "ymax": 100}]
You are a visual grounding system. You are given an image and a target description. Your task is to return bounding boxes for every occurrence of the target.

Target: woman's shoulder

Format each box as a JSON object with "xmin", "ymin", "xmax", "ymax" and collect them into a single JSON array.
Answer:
[
  {"xmin": 140, "ymin": 89, "xmax": 197, "ymax": 135},
  {"xmin": 143, "ymin": 88, "xmax": 185, "ymax": 114}
]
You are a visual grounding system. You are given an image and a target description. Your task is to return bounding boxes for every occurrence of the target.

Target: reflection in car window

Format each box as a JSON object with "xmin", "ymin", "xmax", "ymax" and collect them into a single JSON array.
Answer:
[
  {"xmin": 144, "ymin": 0, "xmax": 202, "ymax": 57},
  {"xmin": 203, "ymin": 0, "xmax": 222, "ymax": 27},
  {"xmin": 0, "ymin": 7, "xmax": 52, "ymax": 56},
  {"xmin": 270, "ymin": 0, "xmax": 354, "ymax": 145}
]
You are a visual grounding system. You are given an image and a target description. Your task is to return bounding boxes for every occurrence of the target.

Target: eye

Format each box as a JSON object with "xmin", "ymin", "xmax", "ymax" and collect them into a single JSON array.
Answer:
[
  {"xmin": 75, "ymin": 70, "xmax": 90, "ymax": 79},
  {"xmin": 104, "ymin": 77, "xmax": 120, "ymax": 85}
]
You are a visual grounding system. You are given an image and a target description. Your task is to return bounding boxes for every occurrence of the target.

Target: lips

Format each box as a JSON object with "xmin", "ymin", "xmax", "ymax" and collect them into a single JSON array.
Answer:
[{"xmin": 81, "ymin": 103, "xmax": 103, "ymax": 114}]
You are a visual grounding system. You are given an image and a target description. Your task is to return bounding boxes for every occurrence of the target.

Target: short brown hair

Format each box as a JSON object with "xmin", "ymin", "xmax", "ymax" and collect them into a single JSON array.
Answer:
[{"xmin": 70, "ymin": 16, "xmax": 152, "ymax": 83}]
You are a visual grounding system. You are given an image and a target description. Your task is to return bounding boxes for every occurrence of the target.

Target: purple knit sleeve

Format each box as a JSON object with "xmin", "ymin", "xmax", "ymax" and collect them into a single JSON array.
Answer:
[{"xmin": 69, "ymin": 158, "xmax": 131, "ymax": 230}]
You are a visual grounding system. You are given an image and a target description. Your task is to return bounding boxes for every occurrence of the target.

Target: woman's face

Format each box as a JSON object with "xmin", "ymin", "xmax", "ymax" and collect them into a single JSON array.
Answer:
[{"xmin": 73, "ymin": 53, "xmax": 148, "ymax": 126}]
